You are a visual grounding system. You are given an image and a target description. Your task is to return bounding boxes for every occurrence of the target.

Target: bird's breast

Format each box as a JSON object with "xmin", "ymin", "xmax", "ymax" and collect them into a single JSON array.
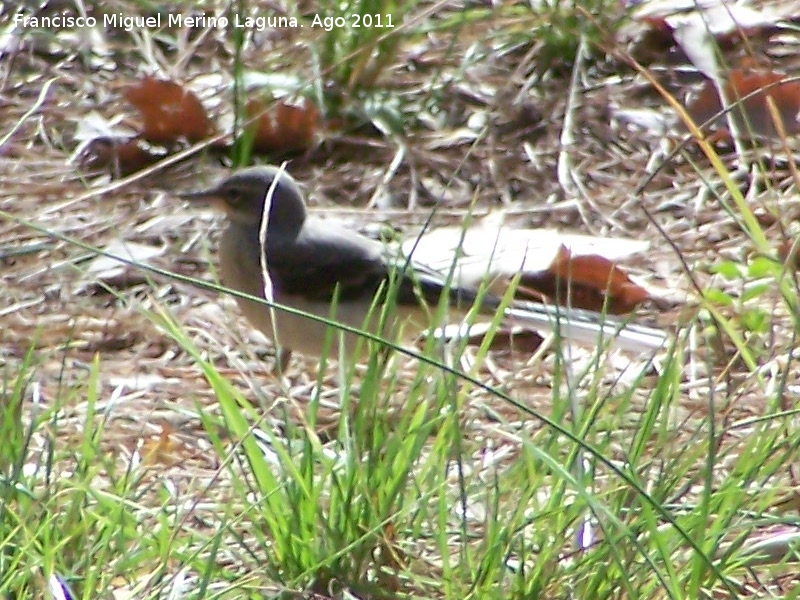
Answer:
[{"xmin": 219, "ymin": 224, "xmax": 269, "ymax": 300}]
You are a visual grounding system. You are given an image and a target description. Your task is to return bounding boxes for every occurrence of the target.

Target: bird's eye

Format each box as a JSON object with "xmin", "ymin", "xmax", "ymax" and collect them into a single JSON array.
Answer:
[{"xmin": 225, "ymin": 187, "xmax": 244, "ymax": 204}]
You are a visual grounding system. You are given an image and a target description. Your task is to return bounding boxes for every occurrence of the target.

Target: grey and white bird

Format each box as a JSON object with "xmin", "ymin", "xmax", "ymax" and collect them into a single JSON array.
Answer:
[{"xmin": 180, "ymin": 166, "xmax": 667, "ymax": 363}]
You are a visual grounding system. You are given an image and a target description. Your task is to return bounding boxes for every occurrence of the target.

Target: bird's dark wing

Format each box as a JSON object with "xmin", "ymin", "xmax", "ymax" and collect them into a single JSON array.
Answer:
[
  {"xmin": 266, "ymin": 221, "xmax": 486, "ymax": 309},
  {"xmin": 265, "ymin": 222, "xmax": 401, "ymax": 303},
  {"xmin": 270, "ymin": 245, "xmax": 389, "ymax": 302}
]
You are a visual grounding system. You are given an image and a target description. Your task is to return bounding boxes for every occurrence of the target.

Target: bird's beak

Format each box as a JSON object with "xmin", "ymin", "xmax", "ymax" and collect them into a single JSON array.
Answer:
[{"xmin": 178, "ymin": 187, "xmax": 228, "ymax": 213}]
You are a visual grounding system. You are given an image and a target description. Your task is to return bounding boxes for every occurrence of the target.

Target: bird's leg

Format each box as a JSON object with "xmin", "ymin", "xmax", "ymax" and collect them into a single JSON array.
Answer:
[{"xmin": 276, "ymin": 347, "xmax": 293, "ymax": 373}]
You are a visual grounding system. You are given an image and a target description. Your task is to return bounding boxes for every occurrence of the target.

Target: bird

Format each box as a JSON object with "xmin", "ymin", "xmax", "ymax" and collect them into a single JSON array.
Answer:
[{"xmin": 180, "ymin": 165, "xmax": 667, "ymax": 364}]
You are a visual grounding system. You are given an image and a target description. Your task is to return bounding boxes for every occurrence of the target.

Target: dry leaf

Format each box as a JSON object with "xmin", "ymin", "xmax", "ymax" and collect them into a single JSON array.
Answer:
[
  {"xmin": 78, "ymin": 137, "xmax": 169, "ymax": 175},
  {"xmin": 404, "ymin": 218, "xmax": 652, "ymax": 313},
  {"xmin": 142, "ymin": 424, "xmax": 181, "ymax": 466},
  {"xmin": 437, "ymin": 322, "xmax": 545, "ymax": 353},
  {"xmin": 123, "ymin": 76, "xmax": 213, "ymax": 144},
  {"xmin": 631, "ymin": 0, "xmax": 777, "ymax": 35},
  {"xmin": 83, "ymin": 239, "xmax": 165, "ymax": 282},
  {"xmin": 517, "ymin": 246, "xmax": 651, "ymax": 314},
  {"xmin": 688, "ymin": 67, "xmax": 800, "ymax": 140},
  {"xmin": 245, "ymin": 97, "xmax": 319, "ymax": 154},
  {"xmin": 71, "ymin": 111, "xmax": 166, "ymax": 175},
  {"xmin": 468, "ymin": 327, "xmax": 544, "ymax": 353},
  {"xmin": 76, "ymin": 239, "xmax": 165, "ymax": 294},
  {"xmin": 628, "ymin": 0, "xmax": 783, "ymax": 62}
]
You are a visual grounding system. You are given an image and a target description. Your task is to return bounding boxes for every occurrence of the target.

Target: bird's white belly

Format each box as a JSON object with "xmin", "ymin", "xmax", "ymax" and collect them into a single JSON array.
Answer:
[{"xmin": 234, "ymin": 293, "xmax": 422, "ymax": 359}]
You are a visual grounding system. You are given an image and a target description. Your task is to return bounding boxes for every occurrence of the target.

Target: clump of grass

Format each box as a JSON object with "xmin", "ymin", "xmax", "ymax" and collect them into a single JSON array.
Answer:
[
  {"xmin": 4, "ymin": 267, "xmax": 800, "ymax": 597},
  {"xmin": 529, "ymin": 0, "xmax": 623, "ymax": 75},
  {"xmin": 0, "ymin": 350, "xmax": 135, "ymax": 596},
  {"xmin": 465, "ymin": 0, "xmax": 625, "ymax": 80},
  {"xmin": 307, "ymin": 0, "xmax": 411, "ymax": 118},
  {"xmin": 148, "ymin": 263, "xmax": 800, "ymax": 598},
  {"xmin": 0, "ymin": 344, "xmax": 230, "ymax": 598}
]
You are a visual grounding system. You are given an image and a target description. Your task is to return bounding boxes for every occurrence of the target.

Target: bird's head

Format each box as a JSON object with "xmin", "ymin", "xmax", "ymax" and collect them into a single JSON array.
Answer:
[{"xmin": 180, "ymin": 166, "xmax": 307, "ymax": 234}]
